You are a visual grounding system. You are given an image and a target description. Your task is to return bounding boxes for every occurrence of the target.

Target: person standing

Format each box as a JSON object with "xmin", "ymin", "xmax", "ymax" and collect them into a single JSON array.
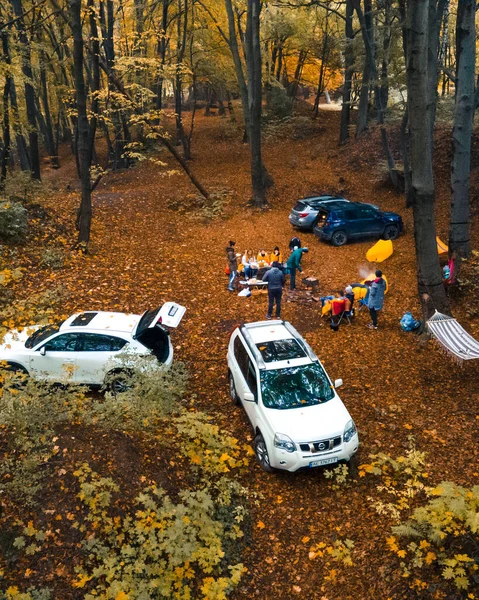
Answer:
[
  {"xmin": 286, "ymin": 247, "xmax": 308, "ymax": 291},
  {"xmin": 226, "ymin": 241, "xmax": 238, "ymax": 292},
  {"xmin": 367, "ymin": 269, "xmax": 386, "ymax": 329},
  {"xmin": 262, "ymin": 261, "xmax": 285, "ymax": 319},
  {"xmin": 289, "ymin": 236, "xmax": 301, "ymax": 251}
]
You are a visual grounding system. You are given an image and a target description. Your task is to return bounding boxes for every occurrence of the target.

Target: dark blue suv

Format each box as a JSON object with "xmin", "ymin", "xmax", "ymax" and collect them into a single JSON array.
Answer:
[{"xmin": 313, "ymin": 202, "xmax": 403, "ymax": 246}]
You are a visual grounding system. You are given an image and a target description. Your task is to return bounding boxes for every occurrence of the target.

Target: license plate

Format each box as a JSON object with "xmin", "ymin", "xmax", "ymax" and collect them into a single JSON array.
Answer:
[{"xmin": 309, "ymin": 457, "xmax": 338, "ymax": 468}]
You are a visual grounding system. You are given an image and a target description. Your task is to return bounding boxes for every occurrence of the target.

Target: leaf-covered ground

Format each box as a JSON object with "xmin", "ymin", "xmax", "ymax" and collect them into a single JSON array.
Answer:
[{"xmin": 4, "ymin": 107, "xmax": 479, "ymax": 598}]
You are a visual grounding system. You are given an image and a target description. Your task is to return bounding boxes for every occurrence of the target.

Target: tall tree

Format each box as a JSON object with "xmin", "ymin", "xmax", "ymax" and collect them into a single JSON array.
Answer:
[
  {"xmin": 339, "ymin": 0, "xmax": 354, "ymax": 144},
  {"xmin": 449, "ymin": 0, "xmax": 475, "ymax": 260},
  {"xmin": 69, "ymin": 0, "xmax": 93, "ymax": 246},
  {"xmin": 405, "ymin": 0, "xmax": 449, "ymax": 317},
  {"xmin": 245, "ymin": 0, "xmax": 267, "ymax": 206},
  {"xmin": 10, "ymin": 0, "xmax": 41, "ymax": 179}
]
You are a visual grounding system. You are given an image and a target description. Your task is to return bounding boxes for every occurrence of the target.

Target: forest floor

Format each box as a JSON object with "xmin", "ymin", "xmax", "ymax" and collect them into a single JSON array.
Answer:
[{"xmin": 4, "ymin": 106, "xmax": 479, "ymax": 599}]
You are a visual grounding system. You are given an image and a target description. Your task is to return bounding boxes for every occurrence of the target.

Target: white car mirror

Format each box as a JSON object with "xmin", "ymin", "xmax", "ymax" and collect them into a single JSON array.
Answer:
[
  {"xmin": 40, "ymin": 346, "xmax": 47, "ymax": 356},
  {"xmin": 334, "ymin": 378, "xmax": 343, "ymax": 389},
  {"xmin": 243, "ymin": 392, "xmax": 255, "ymax": 402}
]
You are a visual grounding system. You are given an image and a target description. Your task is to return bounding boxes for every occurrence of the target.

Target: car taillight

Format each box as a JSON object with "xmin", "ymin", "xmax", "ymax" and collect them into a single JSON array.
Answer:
[{"xmin": 299, "ymin": 212, "xmax": 308, "ymax": 218}]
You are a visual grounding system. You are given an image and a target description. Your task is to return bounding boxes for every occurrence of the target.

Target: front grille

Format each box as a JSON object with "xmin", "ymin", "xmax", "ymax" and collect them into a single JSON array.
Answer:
[{"xmin": 300, "ymin": 437, "xmax": 342, "ymax": 453}]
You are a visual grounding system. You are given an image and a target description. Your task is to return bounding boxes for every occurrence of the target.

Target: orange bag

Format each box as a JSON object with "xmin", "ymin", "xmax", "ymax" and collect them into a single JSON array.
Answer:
[{"xmin": 225, "ymin": 265, "xmax": 230, "ymax": 275}]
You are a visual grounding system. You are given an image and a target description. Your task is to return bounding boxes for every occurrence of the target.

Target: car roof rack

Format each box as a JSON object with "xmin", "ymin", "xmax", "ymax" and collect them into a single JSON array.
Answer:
[
  {"xmin": 239, "ymin": 323, "xmax": 267, "ymax": 369},
  {"xmin": 282, "ymin": 321, "xmax": 318, "ymax": 362}
]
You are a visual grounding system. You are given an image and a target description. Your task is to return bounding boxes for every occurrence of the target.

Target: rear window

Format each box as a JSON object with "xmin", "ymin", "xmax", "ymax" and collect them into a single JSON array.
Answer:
[
  {"xmin": 293, "ymin": 201, "xmax": 306, "ymax": 211},
  {"xmin": 256, "ymin": 339, "xmax": 306, "ymax": 363}
]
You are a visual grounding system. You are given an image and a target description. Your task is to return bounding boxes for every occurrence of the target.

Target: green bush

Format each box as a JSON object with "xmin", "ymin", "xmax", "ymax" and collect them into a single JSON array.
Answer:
[
  {"xmin": 0, "ymin": 200, "xmax": 28, "ymax": 243},
  {"xmin": 40, "ymin": 248, "xmax": 65, "ymax": 270},
  {"xmin": 0, "ymin": 374, "xmax": 88, "ymax": 507},
  {"xmin": 70, "ymin": 464, "xmax": 247, "ymax": 599},
  {"xmin": 265, "ymin": 82, "xmax": 293, "ymax": 119}
]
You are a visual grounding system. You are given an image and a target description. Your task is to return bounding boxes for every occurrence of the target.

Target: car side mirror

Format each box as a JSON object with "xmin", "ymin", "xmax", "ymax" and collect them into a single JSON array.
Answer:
[
  {"xmin": 243, "ymin": 392, "xmax": 255, "ymax": 402},
  {"xmin": 39, "ymin": 346, "xmax": 46, "ymax": 356},
  {"xmin": 334, "ymin": 378, "xmax": 343, "ymax": 389}
]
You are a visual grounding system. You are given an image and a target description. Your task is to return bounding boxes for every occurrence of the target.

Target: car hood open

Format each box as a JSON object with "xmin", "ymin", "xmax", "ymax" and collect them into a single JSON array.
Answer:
[{"xmin": 264, "ymin": 395, "xmax": 352, "ymax": 442}]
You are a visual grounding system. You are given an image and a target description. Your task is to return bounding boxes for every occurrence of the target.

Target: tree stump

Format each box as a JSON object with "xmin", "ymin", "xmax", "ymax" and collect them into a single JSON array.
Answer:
[{"xmin": 302, "ymin": 277, "xmax": 319, "ymax": 294}]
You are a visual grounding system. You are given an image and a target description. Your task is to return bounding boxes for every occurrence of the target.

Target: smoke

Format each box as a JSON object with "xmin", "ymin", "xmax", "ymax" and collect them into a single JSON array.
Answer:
[{"xmin": 359, "ymin": 264, "xmax": 375, "ymax": 280}]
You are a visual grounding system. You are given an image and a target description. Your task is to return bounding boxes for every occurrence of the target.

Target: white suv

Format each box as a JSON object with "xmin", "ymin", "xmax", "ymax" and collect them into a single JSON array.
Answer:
[
  {"xmin": 0, "ymin": 303, "xmax": 185, "ymax": 392},
  {"xmin": 227, "ymin": 320, "xmax": 359, "ymax": 472}
]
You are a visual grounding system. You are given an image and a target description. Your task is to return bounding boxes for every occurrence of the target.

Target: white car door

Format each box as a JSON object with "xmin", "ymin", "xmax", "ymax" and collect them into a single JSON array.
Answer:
[
  {"xmin": 30, "ymin": 332, "xmax": 81, "ymax": 382},
  {"xmin": 74, "ymin": 333, "xmax": 129, "ymax": 385}
]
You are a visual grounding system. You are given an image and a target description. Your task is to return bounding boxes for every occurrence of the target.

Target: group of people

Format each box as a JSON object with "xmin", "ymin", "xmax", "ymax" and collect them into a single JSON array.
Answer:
[
  {"xmin": 226, "ymin": 239, "xmax": 386, "ymax": 328},
  {"xmin": 225, "ymin": 238, "xmax": 310, "ymax": 319}
]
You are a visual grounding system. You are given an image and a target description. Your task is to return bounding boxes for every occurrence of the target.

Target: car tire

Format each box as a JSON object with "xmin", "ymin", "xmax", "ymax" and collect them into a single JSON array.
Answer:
[
  {"xmin": 382, "ymin": 224, "xmax": 399, "ymax": 240},
  {"xmin": 254, "ymin": 433, "xmax": 274, "ymax": 472},
  {"xmin": 228, "ymin": 371, "xmax": 240, "ymax": 406},
  {"xmin": 0, "ymin": 363, "xmax": 28, "ymax": 388},
  {"xmin": 331, "ymin": 230, "xmax": 348, "ymax": 246},
  {"xmin": 105, "ymin": 369, "xmax": 133, "ymax": 395}
]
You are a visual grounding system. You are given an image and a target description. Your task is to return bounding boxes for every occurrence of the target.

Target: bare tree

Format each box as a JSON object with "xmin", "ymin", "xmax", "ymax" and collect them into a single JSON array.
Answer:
[
  {"xmin": 405, "ymin": 0, "xmax": 449, "ymax": 317},
  {"xmin": 449, "ymin": 0, "xmax": 475, "ymax": 261}
]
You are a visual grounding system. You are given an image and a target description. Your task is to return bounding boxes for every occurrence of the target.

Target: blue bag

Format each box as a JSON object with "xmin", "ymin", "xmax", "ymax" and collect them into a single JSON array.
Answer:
[{"xmin": 400, "ymin": 312, "xmax": 421, "ymax": 332}]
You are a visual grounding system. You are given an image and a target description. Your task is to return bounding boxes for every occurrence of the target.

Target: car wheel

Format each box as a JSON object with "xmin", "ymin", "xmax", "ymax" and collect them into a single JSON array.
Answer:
[
  {"xmin": 0, "ymin": 363, "xmax": 28, "ymax": 388},
  {"xmin": 105, "ymin": 370, "xmax": 133, "ymax": 395},
  {"xmin": 383, "ymin": 224, "xmax": 399, "ymax": 240},
  {"xmin": 228, "ymin": 371, "xmax": 240, "ymax": 406},
  {"xmin": 331, "ymin": 230, "xmax": 348, "ymax": 246},
  {"xmin": 254, "ymin": 433, "xmax": 274, "ymax": 472}
]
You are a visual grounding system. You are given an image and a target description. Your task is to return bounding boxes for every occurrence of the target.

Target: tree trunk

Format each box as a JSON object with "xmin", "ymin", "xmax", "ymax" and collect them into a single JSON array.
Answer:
[
  {"xmin": 39, "ymin": 50, "xmax": 59, "ymax": 168},
  {"xmin": 356, "ymin": 0, "xmax": 373, "ymax": 136},
  {"xmin": 449, "ymin": 0, "xmax": 475, "ymax": 260},
  {"xmin": 380, "ymin": 0, "xmax": 392, "ymax": 110},
  {"xmin": 246, "ymin": 0, "xmax": 266, "ymax": 206},
  {"xmin": 175, "ymin": 0, "xmax": 191, "ymax": 159},
  {"xmin": 339, "ymin": 0, "xmax": 354, "ymax": 144},
  {"xmin": 0, "ymin": 26, "xmax": 12, "ymax": 187},
  {"xmin": 69, "ymin": 0, "xmax": 92, "ymax": 247},
  {"xmin": 9, "ymin": 80, "xmax": 30, "ymax": 171},
  {"xmin": 10, "ymin": 0, "xmax": 40, "ymax": 180},
  {"xmin": 406, "ymin": 0, "xmax": 450, "ymax": 317},
  {"xmin": 156, "ymin": 0, "xmax": 170, "ymax": 111}
]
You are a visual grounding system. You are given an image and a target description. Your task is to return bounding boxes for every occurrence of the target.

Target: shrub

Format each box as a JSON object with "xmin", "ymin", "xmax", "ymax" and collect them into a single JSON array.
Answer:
[
  {"xmin": 360, "ymin": 441, "xmax": 479, "ymax": 595},
  {"xmin": 40, "ymin": 248, "xmax": 65, "ymax": 270},
  {"xmin": 0, "ymin": 200, "xmax": 28, "ymax": 243},
  {"xmin": 2, "ymin": 171, "xmax": 46, "ymax": 202},
  {"xmin": 70, "ymin": 464, "xmax": 247, "ymax": 599},
  {"xmin": 265, "ymin": 82, "xmax": 293, "ymax": 119},
  {"xmin": 0, "ymin": 374, "xmax": 88, "ymax": 507},
  {"xmin": 89, "ymin": 355, "xmax": 188, "ymax": 430}
]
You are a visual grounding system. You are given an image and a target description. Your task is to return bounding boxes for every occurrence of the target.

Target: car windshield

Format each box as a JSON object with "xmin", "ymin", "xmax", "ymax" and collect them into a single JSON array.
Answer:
[
  {"xmin": 256, "ymin": 339, "xmax": 306, "ymax": 363},
  {"xmin": 25, "ymin": 323, "xmax": 62, "ymax": 348},
  {"xmin": 260, "ymin": 363, "xmax": 334, "ymax": 409}
]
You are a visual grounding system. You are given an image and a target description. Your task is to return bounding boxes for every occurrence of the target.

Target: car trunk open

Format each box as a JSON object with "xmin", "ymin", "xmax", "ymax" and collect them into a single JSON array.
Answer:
[{"xmin": 133, "ymin": 303, "xmax": 186, "ymax": 362}]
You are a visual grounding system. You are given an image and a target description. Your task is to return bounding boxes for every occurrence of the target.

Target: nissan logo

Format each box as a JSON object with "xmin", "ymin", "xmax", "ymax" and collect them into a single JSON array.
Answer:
[{"xmin": 318, "ymin": 442, "xmax": 326, "ymax": 450}]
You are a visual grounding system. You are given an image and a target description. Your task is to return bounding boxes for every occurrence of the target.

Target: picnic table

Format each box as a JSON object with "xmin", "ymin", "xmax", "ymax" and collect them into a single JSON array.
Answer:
[{"xmin": 239, "ymin": 279, "xmax": 268, "ymax": 295}]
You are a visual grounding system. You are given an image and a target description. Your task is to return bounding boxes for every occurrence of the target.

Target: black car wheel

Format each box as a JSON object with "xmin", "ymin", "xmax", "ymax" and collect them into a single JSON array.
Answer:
[
  {"xmin": 229, "ymin": 372, "xmax": 240, "ymax": 406},
  {"xmin": 383, "ymin": 224, "xmax": 399, "ymax": 240},
  {"xmin": 254, "ymin": 434, "xmax": 274, "ymax": 472},
  {"xmin": 331, "ymin": 230, "xmax": 348, "ymax": 246},
  {"xmin": 105, "ymin": 370, "xmax": 133, "ymax": 395}
]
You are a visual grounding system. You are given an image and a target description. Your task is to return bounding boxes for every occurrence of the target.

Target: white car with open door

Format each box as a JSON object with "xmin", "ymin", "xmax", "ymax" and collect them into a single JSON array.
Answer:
[
  {"xmin": 0, "ymin": 303, "xmax": 185, "ymax": 393},
  {"xmin": 227, "ymin": 320, "xmax": 359, "ymax": 472}
]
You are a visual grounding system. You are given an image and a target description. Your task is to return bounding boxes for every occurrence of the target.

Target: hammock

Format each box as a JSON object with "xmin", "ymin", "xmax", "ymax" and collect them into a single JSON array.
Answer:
[{"xmin": 427, "ymin": 311, "xmax": 479, "ymax": 361}]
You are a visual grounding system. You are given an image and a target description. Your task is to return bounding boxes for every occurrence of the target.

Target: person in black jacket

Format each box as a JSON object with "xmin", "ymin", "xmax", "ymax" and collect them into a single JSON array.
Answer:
[{"xmin": 262, "ymin": 261, "xmax": 285, "ymax": 319}]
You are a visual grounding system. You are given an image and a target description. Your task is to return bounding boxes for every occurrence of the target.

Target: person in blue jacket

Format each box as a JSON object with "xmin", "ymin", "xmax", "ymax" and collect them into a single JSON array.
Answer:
[
  {"xmin": 286, "ymin": 247, "xmax": 308, "ymax": 291},
  {"xmin": 367, "ymin": 269, "xmax": 386, "ymax": 329}
]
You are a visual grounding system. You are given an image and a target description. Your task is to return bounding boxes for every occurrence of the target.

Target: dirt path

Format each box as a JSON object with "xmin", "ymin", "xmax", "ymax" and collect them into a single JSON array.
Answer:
[{"xmin": 36, "ymin": 110, "xmax": 479, "ymax": 599}]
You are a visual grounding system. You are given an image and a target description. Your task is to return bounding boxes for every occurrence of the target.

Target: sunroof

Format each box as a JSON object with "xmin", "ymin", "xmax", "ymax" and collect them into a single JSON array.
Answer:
[
  {"xmin": 256, "ymin": 339, "xmax": 306, "ymax": 363},
  {"xmin": 71, "ymin": 312, "xmax": 98, "ymax": 326}
]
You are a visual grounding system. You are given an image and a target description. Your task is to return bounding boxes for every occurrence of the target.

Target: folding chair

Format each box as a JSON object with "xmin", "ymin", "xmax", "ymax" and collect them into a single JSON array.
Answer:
[{"xmin": 330, "ymin": 298, "xmax": 352, "ymax": 328}]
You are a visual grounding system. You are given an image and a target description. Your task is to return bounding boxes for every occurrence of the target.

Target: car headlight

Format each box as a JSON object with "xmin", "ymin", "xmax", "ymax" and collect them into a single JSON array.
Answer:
[
  {"xmin": 274, "ymin": 433, "xmax": 296, "ymax": 453},
  {"xmin": 343, "ymin": 419, "xmax": 357, "ymax": 443}
]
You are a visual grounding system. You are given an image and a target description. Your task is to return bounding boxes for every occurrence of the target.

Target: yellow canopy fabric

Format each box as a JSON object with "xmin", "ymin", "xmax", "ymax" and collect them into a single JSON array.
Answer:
[
  {"xmin": 366, "ymin": 239, "xmax": 393, "ymax": 263},
  {"xmin": 436, "ymin": 236, "xmax": 448, "ymax": 254}
]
